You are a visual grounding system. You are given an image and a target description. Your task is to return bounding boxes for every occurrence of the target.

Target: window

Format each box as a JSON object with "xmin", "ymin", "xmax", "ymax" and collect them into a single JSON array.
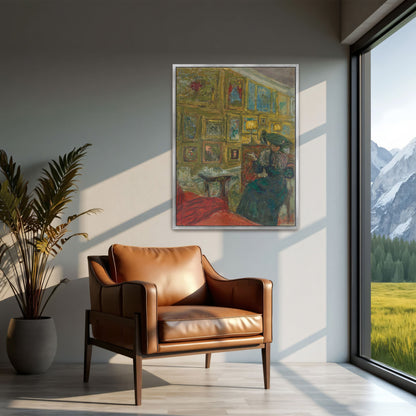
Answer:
[{"xmin": 350, "ymin": 1, "xmax": 416, "ymax": 394}]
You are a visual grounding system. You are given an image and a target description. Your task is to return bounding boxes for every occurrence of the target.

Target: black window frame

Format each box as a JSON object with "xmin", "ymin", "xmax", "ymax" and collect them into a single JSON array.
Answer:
[{"xmin": 350, "ymin": 0, "xmax": 416, "ymax": 395}]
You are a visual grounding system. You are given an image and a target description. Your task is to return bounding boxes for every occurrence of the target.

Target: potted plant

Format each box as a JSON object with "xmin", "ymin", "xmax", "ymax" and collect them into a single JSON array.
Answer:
[{"xmin": 0, "ymin": 144, "xmax": 100, "ymax": 374}]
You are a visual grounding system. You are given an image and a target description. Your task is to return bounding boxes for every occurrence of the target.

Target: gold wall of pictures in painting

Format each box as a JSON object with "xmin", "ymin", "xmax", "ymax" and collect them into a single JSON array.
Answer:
[{"xmin": 173, "ymin": 65, "xmax": 298, "ymax": 229}]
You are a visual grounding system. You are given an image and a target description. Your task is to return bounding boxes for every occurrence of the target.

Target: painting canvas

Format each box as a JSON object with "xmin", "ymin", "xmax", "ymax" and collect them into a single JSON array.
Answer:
[{"xmin": 173, "ymin": 65, "xmax": 298, "ymax": 229}]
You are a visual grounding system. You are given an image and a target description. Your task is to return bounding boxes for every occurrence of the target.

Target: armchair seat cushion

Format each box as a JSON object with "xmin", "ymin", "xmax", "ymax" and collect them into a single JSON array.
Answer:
[{"xmin": 158, "ymin": 305, "xmax": 263, "ymax": 343}]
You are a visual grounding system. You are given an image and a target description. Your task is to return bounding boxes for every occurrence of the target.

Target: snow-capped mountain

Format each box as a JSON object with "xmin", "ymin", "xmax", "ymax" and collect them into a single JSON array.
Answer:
[
  {"xmin": 390, "ymin": 148, "xmax": 400, "ymax": 157},
  {"xmin": 371, "ymin": 138, "xmax": 416, "ymax": 240},
  {"xmin": 371, "ymin": 141, "xmax": 392, "ymax": 182}
]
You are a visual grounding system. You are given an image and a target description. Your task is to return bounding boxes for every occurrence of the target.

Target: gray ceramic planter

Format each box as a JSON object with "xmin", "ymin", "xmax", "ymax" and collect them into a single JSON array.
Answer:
[{"xmin": 6, "ymin": 317, "xmax": 57, "ymax": 374}]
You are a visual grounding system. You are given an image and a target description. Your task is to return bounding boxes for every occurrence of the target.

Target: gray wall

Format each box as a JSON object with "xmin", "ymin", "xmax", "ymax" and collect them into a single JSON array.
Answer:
[
  {"xmin": 0, "ymin": 0, "xmax": 348, "ymax": 364},
  {"xmin": 341, "ymin": 0, "xmax": 405, "ymax": 43}
]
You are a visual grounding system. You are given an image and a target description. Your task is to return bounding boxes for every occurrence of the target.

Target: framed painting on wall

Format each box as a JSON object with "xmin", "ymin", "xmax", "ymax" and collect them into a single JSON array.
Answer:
[
  {"xmin": 173, "ymin": 64, "xmax": 299, "ymax": 229},
  {"xmin": 203, "ymin": 119, "xmax": 224, "ymax": 140},
  {"xmin": 182, "ymin": 113, "xmax": 199, "ymax": 141},
  {"xmin": 202, "ymin": 141, "xmax": 222, "ymax": 163},
  {"xmin": 228, "ymin": 147, "xmax": 241, "ymax": 162},
  {"xmin": 227, "ymin": 115, "xmax": 241, "ymax": 142},
  {"xmin": 183, "ymin": 146, "xmax": 198, "ymax": 162}
]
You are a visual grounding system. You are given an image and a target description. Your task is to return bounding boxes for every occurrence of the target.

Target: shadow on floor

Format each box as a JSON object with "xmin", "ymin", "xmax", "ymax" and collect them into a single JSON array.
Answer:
[
  {"xmin": 6, "ymin": 409, "xmax": 169, "ymax": 416},
  {"xmin": 1, "ymin": 364, "xmax": 168, "ymax": 406},
  {"xmin": 341, "ymin": 363, "xmax": 416, "ymax": 404},
  {"xmin": 274, "ymin": 364, "xmax": 361, "ymax": 416}
]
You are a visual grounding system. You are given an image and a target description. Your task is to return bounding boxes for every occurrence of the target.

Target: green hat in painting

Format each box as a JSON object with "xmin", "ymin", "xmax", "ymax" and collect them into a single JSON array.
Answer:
[{"xmin": 261, "ymin": 130, "xmax": 291, "ymax": 148}]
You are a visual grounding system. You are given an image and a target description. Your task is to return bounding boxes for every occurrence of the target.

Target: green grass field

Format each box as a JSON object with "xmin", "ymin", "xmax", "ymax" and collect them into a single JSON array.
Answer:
[{"xmin": 371, "ymin": 282, "xmax": 416, "ymax": 376}]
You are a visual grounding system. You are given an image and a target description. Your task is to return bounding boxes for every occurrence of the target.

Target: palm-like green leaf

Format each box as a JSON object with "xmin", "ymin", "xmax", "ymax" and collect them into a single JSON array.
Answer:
[
  {"xmin": 33, "ymin": 144, "xmax": 91, "ymax": 229},
  {"xmin": 0, "ymin": 144, "xmax": 100, "ymax": 318},
  {"xmin": 35, "ymin": 208, "xmax": 102, "ymax": 257},
  {"xmin": 0, "ymin": 181, "xmax": 20, "ymax": 231},
  {"xmin": 0, "ymin": 150, "xmax": 32, "ymax": 230}
]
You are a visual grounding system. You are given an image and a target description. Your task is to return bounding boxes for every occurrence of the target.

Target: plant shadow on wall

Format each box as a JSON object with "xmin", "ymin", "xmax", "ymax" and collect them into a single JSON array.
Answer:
[{"xmin": 0, "ymin": 145, "xmax": 101, "ymax": 374}]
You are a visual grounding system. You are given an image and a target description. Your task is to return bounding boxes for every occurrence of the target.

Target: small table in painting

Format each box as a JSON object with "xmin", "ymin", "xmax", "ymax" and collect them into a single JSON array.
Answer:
[{"xmin": 198, "ymin": 173, "xmax": 233, "ymax": 204}]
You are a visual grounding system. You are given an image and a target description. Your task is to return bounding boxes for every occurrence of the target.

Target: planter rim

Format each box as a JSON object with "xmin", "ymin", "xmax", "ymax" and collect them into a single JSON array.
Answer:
[{"xmin": 12, "ymin": 316, "xmax": 53, "ymax": 321}]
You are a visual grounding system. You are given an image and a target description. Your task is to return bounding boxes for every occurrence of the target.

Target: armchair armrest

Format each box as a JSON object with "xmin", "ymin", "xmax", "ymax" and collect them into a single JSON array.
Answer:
[
  {"xmin": 88, "ymin": 256, "xmax": 158, "ymax": 354},
  {"xmin": 202, "ymin": 255, "xmax": 272, "ymax": 343},
  {"xmin": 121, "ymin": 281, "xmax": 158, "ymax": 354},
  {"xmin": 88, "ymin": 256, "xmax": 122, "ymax": 315}
]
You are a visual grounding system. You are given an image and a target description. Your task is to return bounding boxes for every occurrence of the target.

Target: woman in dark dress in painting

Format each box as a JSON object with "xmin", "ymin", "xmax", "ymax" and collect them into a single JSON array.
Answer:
[{"xmin": 237, "ymin": 131, "xmax": 294, "ymax": 226}]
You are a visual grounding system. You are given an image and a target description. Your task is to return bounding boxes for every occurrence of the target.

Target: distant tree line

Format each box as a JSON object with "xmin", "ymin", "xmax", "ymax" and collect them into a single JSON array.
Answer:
[{"xmin": 372, "ymin": 235, "xmax": 416, "ymax": 282}]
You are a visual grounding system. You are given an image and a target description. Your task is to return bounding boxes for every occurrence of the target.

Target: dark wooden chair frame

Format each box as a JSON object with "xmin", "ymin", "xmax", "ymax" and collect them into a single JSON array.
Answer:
[{"xmin": 83, "ymin": 310, "xmax": 271, "ymax": 405}]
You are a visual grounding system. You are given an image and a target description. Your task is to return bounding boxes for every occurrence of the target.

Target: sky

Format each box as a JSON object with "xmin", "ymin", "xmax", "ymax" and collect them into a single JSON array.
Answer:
[{"xmin": 371, "ymin": 15, "xmax": 416, "ymax": 151}]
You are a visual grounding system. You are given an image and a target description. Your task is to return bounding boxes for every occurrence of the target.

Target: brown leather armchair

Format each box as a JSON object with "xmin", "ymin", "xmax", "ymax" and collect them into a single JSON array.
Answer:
[{"xmin": 84, "ymin": 245, "xmax": 272, "ymax": 405}]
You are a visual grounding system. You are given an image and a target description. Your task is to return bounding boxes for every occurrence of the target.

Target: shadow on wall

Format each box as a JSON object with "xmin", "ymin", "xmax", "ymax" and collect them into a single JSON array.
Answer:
[
  {"xmin": 0, "ymin": 278, "xmax": 113, "ymax": 365},
  {"xmin": 0, "ymin": 73, "xmax": 347, "ymax": 367},
  {"xmin": 0, "ymin": 23, "xmax": 348, "ymax": 365},
  {"xmin": 0, "ymin": 0, "xmax": 347, "ymax": 364},
  {"xmin": 219, "ymin": 79, "xmax": 335, "ymax": 363},
  {"xmin": 3, "ymin": 83, "xmax": 325, "ymax": 365}
]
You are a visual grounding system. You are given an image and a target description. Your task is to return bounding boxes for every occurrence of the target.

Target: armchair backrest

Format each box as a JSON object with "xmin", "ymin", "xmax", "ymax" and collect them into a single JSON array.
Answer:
[{"xmin": 108, "ymin": 244, "xmax": 209, "ymax": 306}]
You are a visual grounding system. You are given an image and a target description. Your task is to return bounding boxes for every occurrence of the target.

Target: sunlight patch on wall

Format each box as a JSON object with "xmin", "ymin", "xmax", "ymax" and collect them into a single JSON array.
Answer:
[
  {"xmin": 277, "ymin": 228, "xmax": 327, "ymax": 362},
  {"xmin": 282, "ymin": 336, "xmax": 327, "ymax": 363},
  {"xmin": 0, "ymin": 265, "xmax": 64, "ymax": 302},
  {"xmin": 132, "ymin": 210, "xmax": 225, "ymax": 263},
  {"xmin": 79, "ymin": 150, "xmax": 171, "ymax": 244},
  {"xmin": 300, "ymin": 81, "xmax": 327, "ymax": 134},
  {"xmin": 0, "ymin": 282, "xmax": 15, "ymax": 302},
  {"xmin": 76, "ymin": 200, "xmax": 224, "ymax": 276},
  {"xmin": 300, "ymin": 134, "xmax": 327, "ymax": 229}
]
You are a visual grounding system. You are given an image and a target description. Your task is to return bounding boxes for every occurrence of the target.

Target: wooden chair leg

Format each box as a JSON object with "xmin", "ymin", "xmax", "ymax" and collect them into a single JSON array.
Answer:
[
  {"xmin": 205, "ymin": 353, "xmax": 211, "ymax": 369},
  {"xmin": 83, "ymin": 310, "xmax": 92, "ymax": 383},
  {"xmin": 83, "ymin": 344, "xmax": 92, "ymax": 382},
  {"xmin": 261, "ymin": 344, "xmax": 270, "ymax": 389},
  {"xmin": 133, "ymin": 313, "xmax": 142, "ymax": 405},
  {"xmin": 133, "ymin": 354, "xmax": 142, "ymax": 405}
]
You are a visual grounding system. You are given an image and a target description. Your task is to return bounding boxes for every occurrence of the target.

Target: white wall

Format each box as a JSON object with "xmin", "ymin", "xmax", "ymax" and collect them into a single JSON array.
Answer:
[{"xmin": 0, "ymin": 0, "xmax": 349, "ymax": 364}]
